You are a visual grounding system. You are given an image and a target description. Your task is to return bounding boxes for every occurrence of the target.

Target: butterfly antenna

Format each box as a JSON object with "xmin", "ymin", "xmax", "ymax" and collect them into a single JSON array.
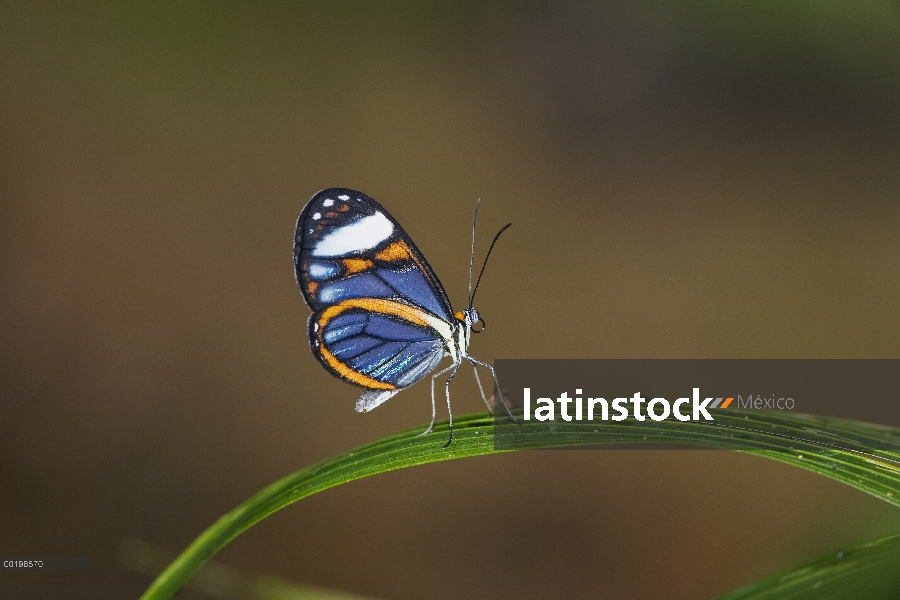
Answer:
[
  {"xmin": 469, "ymin": 222, "xmax": 512, "ymax": 306},
  {"xmin": 467, "ymin": 200, "xmax": 481, "ymax": 304}
]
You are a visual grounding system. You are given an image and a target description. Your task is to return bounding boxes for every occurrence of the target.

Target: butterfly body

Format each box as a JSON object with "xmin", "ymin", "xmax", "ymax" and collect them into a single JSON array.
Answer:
[{"xmin": 293, "ymin": 189, "xmax": 489, "ymax": 423}]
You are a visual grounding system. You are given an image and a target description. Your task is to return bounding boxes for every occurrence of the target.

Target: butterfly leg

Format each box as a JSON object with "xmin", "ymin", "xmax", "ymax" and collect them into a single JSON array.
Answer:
[
  {"xmin": 443, "ymin": 360, "xmax": 462, "ymax": 448},
  {"xmin": 470, "ymin": 362, "xmax": 494, "ymax": 413},
  {"xmin": 422, "ymin": 362, "xmax": 456, "ymax": 436},
  {"xmin": 466, "ymin": 357, "xmax": 519, "ymax": 424}
]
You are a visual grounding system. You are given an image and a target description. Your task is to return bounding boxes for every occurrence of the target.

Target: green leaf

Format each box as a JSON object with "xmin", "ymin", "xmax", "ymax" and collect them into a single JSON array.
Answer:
[
  {"xmin": 121, "ymin": 538, "xmax": 382, "ymax": 600},
  {"xmin": 717, "ymin": 531, "xmax": 900, "ymax": 599},
  {"xmin": 140, "ymin": 409, "xmax": 900, "ymax": 600}
]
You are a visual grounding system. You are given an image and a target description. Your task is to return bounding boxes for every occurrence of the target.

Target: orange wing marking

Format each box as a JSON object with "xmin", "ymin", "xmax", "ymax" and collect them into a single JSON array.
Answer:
[
  {"xmin": 319, "ymin": 298, "xmax": 436, "ymax": 329},
  {"xmin": 375, "ymin": 241, "xmax": 412, "ymax": 262},
  {"xmin": 374, "ymin": 240, "xmax": 439, "ymax": 289},
  {"xmin": 342, "ymin": 258, "xmax": 374, "ymax": 274}
]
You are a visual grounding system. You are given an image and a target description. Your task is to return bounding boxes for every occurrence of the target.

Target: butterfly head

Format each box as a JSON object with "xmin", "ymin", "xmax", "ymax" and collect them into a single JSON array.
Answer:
[{"xmin": 455, "ymin": 307, "xmax": 485, "ymax": 334}]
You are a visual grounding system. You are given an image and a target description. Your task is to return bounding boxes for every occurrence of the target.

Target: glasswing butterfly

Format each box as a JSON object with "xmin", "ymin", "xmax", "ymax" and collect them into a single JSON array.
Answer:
[{"xmin": 293, "ymin": 188, "xmax": 514, "ymax": 445}]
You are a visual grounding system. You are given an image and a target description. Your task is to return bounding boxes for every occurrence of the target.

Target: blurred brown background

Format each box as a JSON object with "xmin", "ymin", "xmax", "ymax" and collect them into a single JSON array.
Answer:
[{"xmin": 3, "ymin": 2, "xmax": 900, "ymax": 599}]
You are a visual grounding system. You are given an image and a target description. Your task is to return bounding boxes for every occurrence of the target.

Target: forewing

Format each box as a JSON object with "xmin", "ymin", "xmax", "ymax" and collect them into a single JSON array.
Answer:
[{"xmin": 293, "ymin": 188, "xmax": 454, "ymax": 321}]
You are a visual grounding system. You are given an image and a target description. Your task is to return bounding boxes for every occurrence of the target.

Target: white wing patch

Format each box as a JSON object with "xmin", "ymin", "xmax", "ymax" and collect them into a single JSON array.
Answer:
[
  {"xmin": 312, "ymin": 212, "xmax": 394, "ymax": 257},
  {"xmin": 356, "ymin": 389, "xmax": 400, "ymax": 412}
]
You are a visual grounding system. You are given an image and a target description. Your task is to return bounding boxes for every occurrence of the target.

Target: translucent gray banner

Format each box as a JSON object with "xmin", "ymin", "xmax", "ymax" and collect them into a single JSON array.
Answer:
[{"xmin": 492, "ymin": 359, "xmax": 900, "ymax": 450}]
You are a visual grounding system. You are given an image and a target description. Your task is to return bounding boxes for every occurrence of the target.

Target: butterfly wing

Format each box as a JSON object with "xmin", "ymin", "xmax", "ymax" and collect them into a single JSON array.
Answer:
[{"xmin": 293, "ymin": 188, "xmax": 457, "ymax": 410}]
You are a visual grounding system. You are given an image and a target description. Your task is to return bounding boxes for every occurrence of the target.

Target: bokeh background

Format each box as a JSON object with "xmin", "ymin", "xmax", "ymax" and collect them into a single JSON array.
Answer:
[{"xmin": 3, "ymin": 2, "xmax": 900, "ymax": 598}]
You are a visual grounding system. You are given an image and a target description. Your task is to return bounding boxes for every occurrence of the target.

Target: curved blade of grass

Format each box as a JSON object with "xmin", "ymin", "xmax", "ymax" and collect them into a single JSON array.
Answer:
[
  {"xmin": 717, "ymin": 531, "xmax": 900, "ymax": 599},
  {"xmin": 121, "ymin": 539, "xmax": 382, "ymax": 600},
  {"xmin": 140, "ymin": 409, "xmax": 900, "ymax": 600}
]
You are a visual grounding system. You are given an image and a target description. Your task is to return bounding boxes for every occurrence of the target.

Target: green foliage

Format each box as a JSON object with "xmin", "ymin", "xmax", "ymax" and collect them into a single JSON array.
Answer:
[
  {"xmin": 718, "ymin": 531, "xmax": 900, "ymax": 600},
  {"xmin": 122, "ymin": 538, "xmax": 380, "ymax": 600},
  {"xmin": 140, "ymin": 410, "xmax": 900, "ymax": 600}
]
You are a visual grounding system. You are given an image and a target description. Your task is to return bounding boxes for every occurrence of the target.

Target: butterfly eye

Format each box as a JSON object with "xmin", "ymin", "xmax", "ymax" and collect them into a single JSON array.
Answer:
[{"xmin": 471, "ymin": 317, "xmax": 485, "ymax": 333}]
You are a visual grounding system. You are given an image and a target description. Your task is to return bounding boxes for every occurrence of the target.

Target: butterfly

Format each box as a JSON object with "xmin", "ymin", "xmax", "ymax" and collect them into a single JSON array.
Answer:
[{"xmin": 292, "ymin": 188, "xmax": 514, "ymax": 445}]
